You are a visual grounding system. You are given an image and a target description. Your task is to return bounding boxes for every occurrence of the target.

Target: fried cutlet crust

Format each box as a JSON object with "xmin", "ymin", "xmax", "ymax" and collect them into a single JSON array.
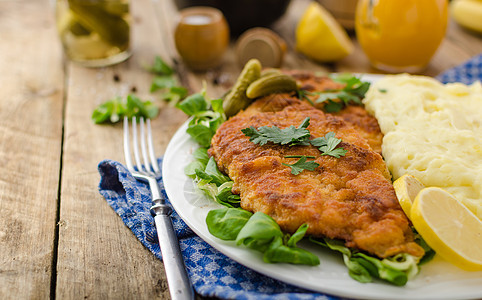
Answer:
[
  {"xmin": 286, "ymin": 70, "xmax": 384, "ymax": 154},
  {"xmin": 209, "ymin": 95, "xmax": 424, "ymax": 258},
  {"xmin": 333, "ymin": 106, "xmax": 384, "ymax": 154}
]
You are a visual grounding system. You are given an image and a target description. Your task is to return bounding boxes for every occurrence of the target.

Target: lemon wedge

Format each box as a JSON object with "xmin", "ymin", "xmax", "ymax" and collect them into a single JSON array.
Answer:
[
  {"xmin": 393, "ymin": 174, "xmax": 425, "ymax": 219},
  {"xmin": 295, "ymin": 2, "xmax": 354, "ymax": 62},
  {"xmin": 411, "ymin": 187, "xmax": 482, "ymax": 271}
]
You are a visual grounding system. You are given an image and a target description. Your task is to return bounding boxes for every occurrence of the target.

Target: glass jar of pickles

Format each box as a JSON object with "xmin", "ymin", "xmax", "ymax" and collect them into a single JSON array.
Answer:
[{"xmin": 56, "ymin": 0, "xmax": 131, "ymax": 67}]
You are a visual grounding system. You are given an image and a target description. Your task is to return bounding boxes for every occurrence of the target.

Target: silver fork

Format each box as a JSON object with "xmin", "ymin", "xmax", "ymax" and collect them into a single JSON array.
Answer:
[{"xmin": 123, "ymin": 116, "xmax": 194, "ymax": 300}]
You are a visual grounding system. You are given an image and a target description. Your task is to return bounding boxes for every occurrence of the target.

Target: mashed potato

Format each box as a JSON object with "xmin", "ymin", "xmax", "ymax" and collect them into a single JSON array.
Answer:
[{"xmin": 363, "ymin": 74, "xmax": 482, "ymax": 220}]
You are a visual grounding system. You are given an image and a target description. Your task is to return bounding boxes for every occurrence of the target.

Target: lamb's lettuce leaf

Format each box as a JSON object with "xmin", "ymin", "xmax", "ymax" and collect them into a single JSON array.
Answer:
[{"xmin": 207, "ymin": 208, "xmax": 319, "ymax": 266}]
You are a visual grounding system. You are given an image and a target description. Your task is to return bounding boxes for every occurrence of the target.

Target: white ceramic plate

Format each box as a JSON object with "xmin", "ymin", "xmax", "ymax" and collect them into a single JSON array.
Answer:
[{"xmin": 162, "ymin": 75, "xmax": 482, "ymax": 300}]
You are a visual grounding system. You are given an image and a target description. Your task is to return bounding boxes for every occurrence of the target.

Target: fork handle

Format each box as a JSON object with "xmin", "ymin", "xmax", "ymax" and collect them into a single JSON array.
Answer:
[{"xmin": 152, "ymin": 207, "xmax": 194, "ymax": 300}]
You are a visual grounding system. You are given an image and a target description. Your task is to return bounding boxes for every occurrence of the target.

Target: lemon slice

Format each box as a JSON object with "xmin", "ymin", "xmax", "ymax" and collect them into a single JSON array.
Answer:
[
  {"xmin": 411, "ymin": 187, "xmax": 482, "ymax": 271},
  {"xmin": 295, "ymin": 2, "xmax": 354, "ymax": 62},
  {"xmin": 393, "ymin": 174, "xmax": 425, "ymax": 219}
]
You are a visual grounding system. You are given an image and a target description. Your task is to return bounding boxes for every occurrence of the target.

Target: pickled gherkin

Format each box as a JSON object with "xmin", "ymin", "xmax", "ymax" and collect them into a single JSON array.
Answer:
[
  {"xmin": 56, "ymin": 0, "xmax": 131, "ymax": 66},
  {"xmin": 222, "ymin": 59, "xmax": 261, "ymax": 117},
  {"xmin": 246, "ymin": 73, "xmax": 298, "ymax": 99}
]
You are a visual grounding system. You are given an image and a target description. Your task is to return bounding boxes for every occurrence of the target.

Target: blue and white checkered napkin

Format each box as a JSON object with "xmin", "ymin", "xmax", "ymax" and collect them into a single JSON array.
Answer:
[
  {"xmin": 436, "ymin": 53, "xmax": 482, "ymax": 84},
  {"xmin": 98, "ymin": 159, "xmax": 335, "ymax": 300},
  {"xmin": 98, "ymin": 54, "xmax": 482, "ymax": 300}
]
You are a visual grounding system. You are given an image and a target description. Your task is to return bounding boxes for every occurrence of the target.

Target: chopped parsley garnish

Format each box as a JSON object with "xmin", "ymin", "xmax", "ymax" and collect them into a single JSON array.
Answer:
[
  {"xmin": 241, "ymin": 117, "xmax": 311, "ymax": 146},
  {"xmin": 282, "ymin": 156, "xmax": 320, "ymax": 175},
  {"xmin": 242, "ymin": 118, "xmax": 347, "ymax": 174}
]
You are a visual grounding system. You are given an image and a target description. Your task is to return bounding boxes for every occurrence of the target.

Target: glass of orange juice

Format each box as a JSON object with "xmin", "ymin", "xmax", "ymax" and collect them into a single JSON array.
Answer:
[{"xmin": 355, "ymin": 0, "xmax": 448, "ymax": 73}]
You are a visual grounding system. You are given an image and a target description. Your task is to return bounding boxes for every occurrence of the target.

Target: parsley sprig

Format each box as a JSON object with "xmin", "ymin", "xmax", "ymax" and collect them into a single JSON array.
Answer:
[
  {"xmin": 311, "ymin": 132, "xmax": 348, "ymax": 158},
  {"xmin": 241, "ymin": 117, "xmax": 311, "ymax": 146},
  {"xmin": 297, "ymin": 75, "xmax": 370, "ymax": 113},
  {"xmin": 242, "ymin": 118, "xmax": 347, "ymax": 174},
  {"xmin": 282, "ymin": 156, "xmax": 320, "ymax": 175}
]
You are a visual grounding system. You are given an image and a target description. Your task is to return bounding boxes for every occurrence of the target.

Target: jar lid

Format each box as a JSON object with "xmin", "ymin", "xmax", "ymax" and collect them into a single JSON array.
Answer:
[{"xmin": 235, "ymin": 27, "xmax": 287, "ymax": 68}]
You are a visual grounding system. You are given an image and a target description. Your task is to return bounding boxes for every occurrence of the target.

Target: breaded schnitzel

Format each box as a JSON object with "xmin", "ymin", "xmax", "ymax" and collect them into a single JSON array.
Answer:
[
  {"xmin": 288, "ymin": 70, "xmax": 384, "ymax": 154},
  {"xmin": 209, "ymin": 94, "xmax": 424, "ymax": 258},
  {"xmin": 332, "ymin": 105, "xmax": 384, "ymax": 155}
]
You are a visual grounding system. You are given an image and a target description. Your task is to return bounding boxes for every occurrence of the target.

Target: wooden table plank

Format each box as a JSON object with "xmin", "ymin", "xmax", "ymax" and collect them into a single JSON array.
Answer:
[
  {"xmin": 0, "ymin": 1, "xmax": 64, "ymax": 299},
  {"xmin": 55, "ymin": 0, "xmax": 186, "ymax": 298}
]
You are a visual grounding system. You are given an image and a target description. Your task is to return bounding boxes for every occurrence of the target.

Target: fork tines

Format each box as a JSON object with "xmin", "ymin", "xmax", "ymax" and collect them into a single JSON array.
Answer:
[{"xmin": 123, "ymin": 116, "xmax": 160, "ymax": 175}]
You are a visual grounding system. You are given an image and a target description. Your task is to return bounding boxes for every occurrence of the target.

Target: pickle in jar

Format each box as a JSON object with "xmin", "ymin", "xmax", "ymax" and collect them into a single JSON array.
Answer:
[{"xmin": 56, "ymin": 0, "xmax": 131, "ymax": 66}]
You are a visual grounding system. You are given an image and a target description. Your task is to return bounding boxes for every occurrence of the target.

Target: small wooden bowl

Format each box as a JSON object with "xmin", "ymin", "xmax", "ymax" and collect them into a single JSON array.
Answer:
[{"xmin": 174, "ymin": 7, "xmax": 230, "ymax": 71}]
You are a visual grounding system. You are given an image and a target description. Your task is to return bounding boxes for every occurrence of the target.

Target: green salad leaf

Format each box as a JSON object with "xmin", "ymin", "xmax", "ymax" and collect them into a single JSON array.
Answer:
[
  {"xmin": 184, "ymin": 148, "xmax": 210, "ymax": 177},
  {"xmin": 150, "ymin": 75, "xmax": 177, "ymax": 93},
  {"xmin": 91, "ymin": 94, "xmax": 158, "ymax": 124},
  {"xmin": 177, "ymin": 93, "xmax": 208, "ymax": 115},
  {"xmin": 236, "ymin": 212, "xmax": 284, "ymax": 252},
  {"xmin": 206, "ymin": 208, "xmax": 252, "ymax": 240},
  {"xmin": 92, "ymin": 56, "xmax": 183, "ymax": 125},
  {"xmin": 178, "ymin": 91, "xmax": 225, "ymax": 148},
  {"xmin": 264, "ymin": 223, "xmax": 320, "ymax": 265},
  {"xmin": 147, "ymin": 56, "xmax": 188, "ymax": 106},
  {"xmin": 159, "ymin": 86, "xmax": 188, "ymax": 106},
  {"xmin": 184, "ymin": 147, "xmax": 240, "ymax": 208},
  {"xmin": 148, "ymin": 55, "xmax": 174, "ymax": 76},
  {"xmin": 207, "ymin": 208, "xmax": 320, "ymax": 266},
  {"xmin": 91, "ymin": 96, "xmax": 125, "ymax": 124},
  {"xmin": 204, "ymin": 157, "xmax": 230, "ymax": 186},
  {"xmin": 310, "ymin": 237, "xmax": 423, "ymax": 286},
  {"xmin": 125, "ymin": 94, "xmax": 158, "ymax": 119},
  {"xmin": 179, "ymin": 86, "xmax": 238, "ymax": 207}
]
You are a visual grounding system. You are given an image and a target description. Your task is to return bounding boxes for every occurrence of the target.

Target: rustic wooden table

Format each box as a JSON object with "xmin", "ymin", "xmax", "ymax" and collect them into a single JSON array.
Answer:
[{"xmin": 1, "ymin": 0, "xmax": 481, "ymax": 299}]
